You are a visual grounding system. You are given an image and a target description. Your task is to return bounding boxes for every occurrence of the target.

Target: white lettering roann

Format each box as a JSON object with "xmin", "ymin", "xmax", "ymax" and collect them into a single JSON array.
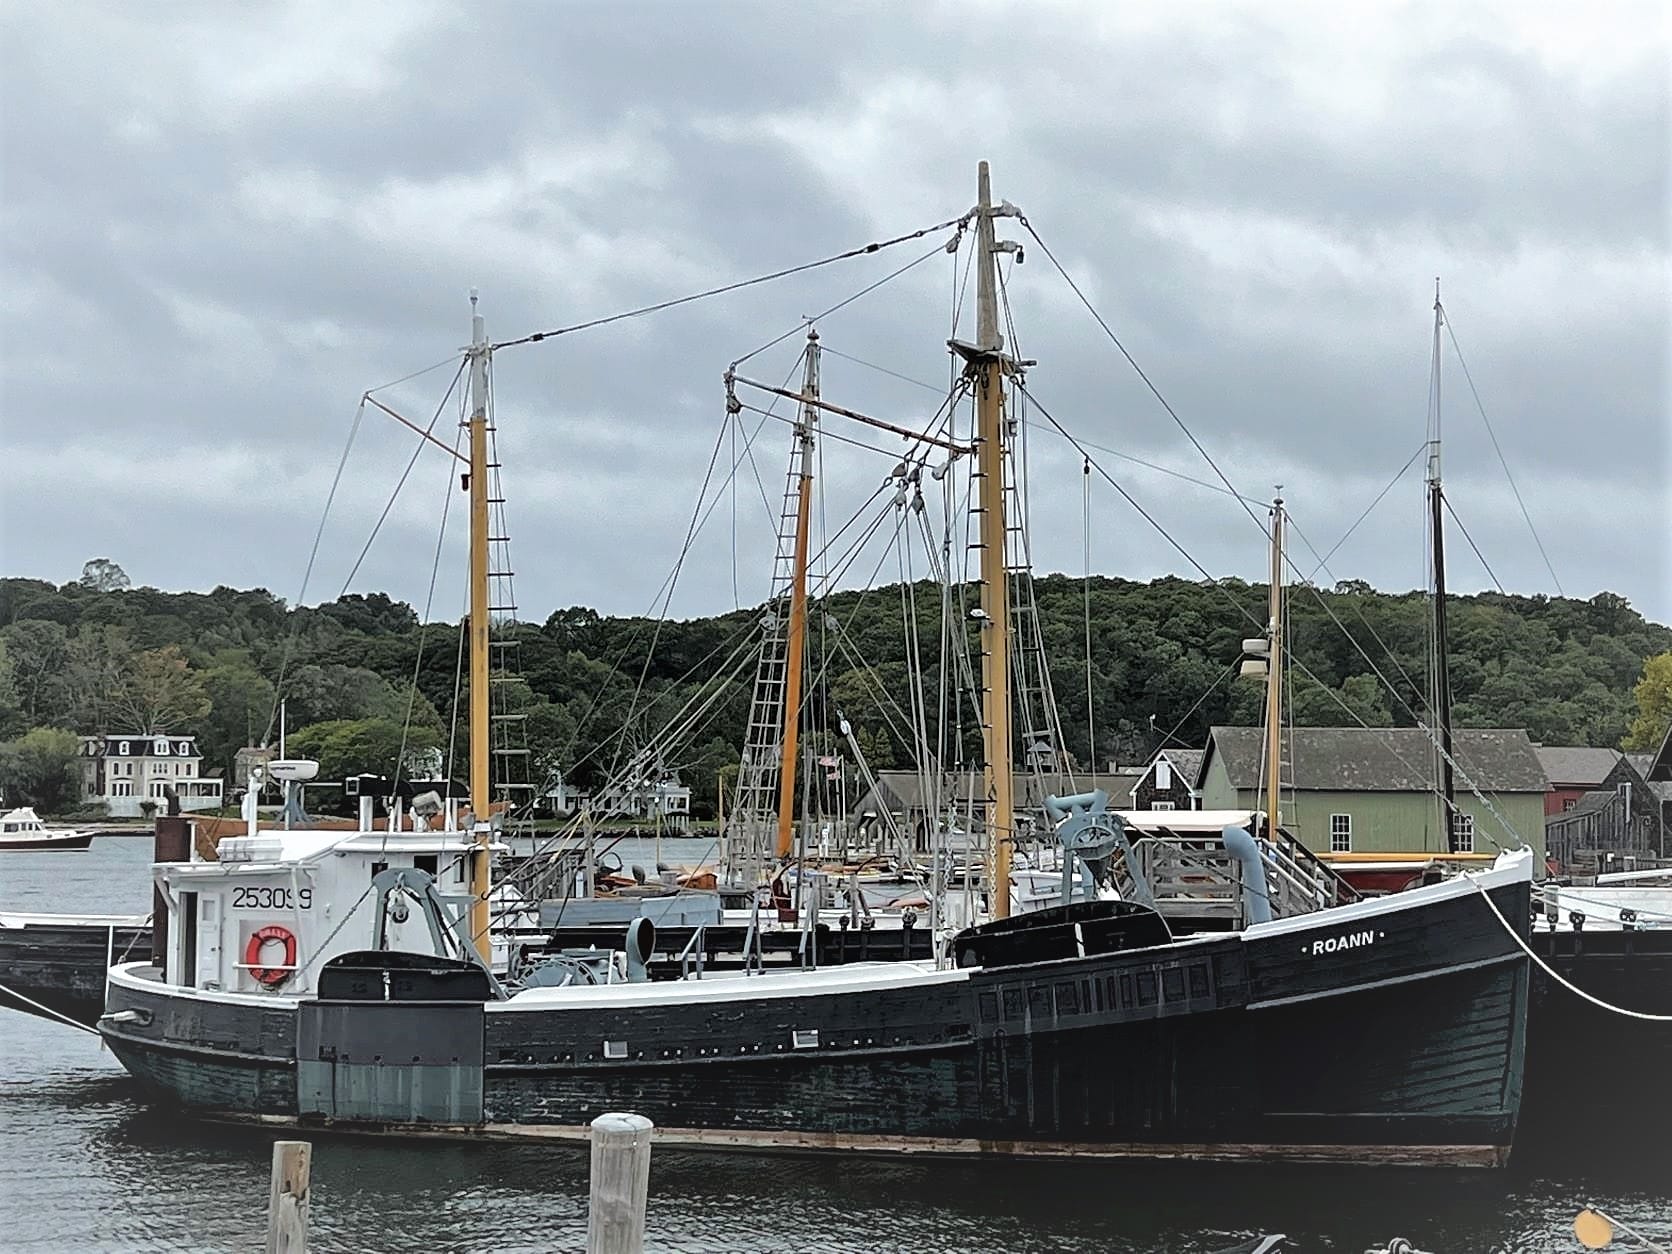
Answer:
[{"xmin": 1310, "ymin": 928, "xmax": 1377, "ymax": 956}]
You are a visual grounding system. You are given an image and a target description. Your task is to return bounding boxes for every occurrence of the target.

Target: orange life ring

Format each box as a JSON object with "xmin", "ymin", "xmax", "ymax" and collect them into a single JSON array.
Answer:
[{"xmin": 245, "ymin": 924, "xmax": 297, "ymax": 987}]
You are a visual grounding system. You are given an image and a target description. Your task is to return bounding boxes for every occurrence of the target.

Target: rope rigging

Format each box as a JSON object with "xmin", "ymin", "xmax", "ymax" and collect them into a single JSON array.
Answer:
[{"xmin": 491, "ymin": 213, "xmax": 974, "ymax": 351}]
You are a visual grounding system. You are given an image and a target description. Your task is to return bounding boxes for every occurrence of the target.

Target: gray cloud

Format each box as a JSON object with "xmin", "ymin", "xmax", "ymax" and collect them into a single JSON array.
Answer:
[{"xmin": 2, "ymin": 0, "xmax": 1667, "ymax": 633}]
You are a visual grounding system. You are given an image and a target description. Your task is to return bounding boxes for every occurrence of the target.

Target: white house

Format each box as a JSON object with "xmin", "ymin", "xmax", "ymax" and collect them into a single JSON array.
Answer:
[
  {"xmin": 593, "ymin": 772, "xmax": 692, "ymax": 831},
  {"xmin": 80, "ymin": 733, "xmax": 224, "ymax": 817}
]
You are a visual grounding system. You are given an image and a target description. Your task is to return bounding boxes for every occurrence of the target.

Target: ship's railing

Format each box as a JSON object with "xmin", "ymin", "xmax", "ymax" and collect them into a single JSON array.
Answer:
[{"xmin": 1133, "ymin": 827, "xmax": 1356, "ymax": 927}]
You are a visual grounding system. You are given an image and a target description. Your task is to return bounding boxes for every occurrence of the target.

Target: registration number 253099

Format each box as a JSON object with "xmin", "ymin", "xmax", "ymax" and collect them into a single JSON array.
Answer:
[{"xmin": 231, "ymin": 885, "xmax": 312, "ymax": 911}]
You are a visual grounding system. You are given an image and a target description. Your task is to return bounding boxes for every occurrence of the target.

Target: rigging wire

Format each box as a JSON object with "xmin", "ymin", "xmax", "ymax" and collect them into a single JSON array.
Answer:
[
  {"xmin": 730, "ymin": 240, "xmax": 951, "ymax": 369},
  {"xmin": 336, "ymin": 360, "xmax": 468, "ymax": 598},
  {"xmin": 262, "ymin": 394, "xmax": 371, "ymax": 746},
  {"xmin": 1443, "ymin": 495, "xmax": 1509, "ymax": 595},
  {"xmin": 1442, "ymin": 310, "xmax": 1565, "ymax": 595},
  {"xmin": 1021, "ymin": 379, "xmax": 1526, "ymax": 851},
  {"xmin": 492, "ymin": 213, "xmax": 973, "ymax": 351},
  {"xmin": 1082, "ymin": 457, "xmax": 1097, "ymax": 771},
  {"xmin": 1300, "ymin": 441, "xmax": 1429, "ymax": 584},
  {"xmin": 1017, "ymin": 215, "xmax": 1268, "ymax": 539},
  {"xmin": 391, "ymin": 416, "xmax": 465, "ymax": 801},
  {"xmin": 819, "ymin": 345, "xmax": 945, "ymax": 394}
]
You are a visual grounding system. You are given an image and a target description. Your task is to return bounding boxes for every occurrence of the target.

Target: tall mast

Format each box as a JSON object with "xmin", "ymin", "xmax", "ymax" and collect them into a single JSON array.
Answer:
[
  {"xmin": 774, "ymin": 330, "xmax": 820, "ymax": 861},
  {"xmin": 1264, "ymin": 495, "xmax": 1285, "ymax": 839},
  {"xmin": 972, "ymin": 161, "xmax": 1015, "ymax": 918},
  {"xmin": 466, "ymin": 292, "xmax": 493, "ymax": 961},
  {"xmin": 1428, "ymin": 280, "xmax": 1457, "ymax": 849}
]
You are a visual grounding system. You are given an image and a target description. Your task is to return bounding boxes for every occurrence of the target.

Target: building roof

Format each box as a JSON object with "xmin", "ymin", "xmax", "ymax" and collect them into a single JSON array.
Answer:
[
  {"xmin": 1650, "ymin": 722, "xmax": 1672, "ymax": 782},
  {"xmin": 1204, "ymin": 726, "xmax": 1549, "ymax": 794},
  {"xmin": 81, "ymin": 733, "xmax": 200, "ymax": 757},
  {"xmin": 1624, "ymin": 752, "xmax": 1672, "ymax": 804},
  {"xmin": 1534, "ymin": 746, "xmax": 1623, "ymax": 789},
  {"xmin": 1151, "ymin": 748, "xmax": 1206, "ymax": 787}
]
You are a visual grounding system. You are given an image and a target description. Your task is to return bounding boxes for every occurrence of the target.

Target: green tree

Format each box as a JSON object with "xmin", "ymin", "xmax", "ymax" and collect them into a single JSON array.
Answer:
[
  {"xmin": 0, "ymin": 620, "xmax": 71, "ymax": 725},
  {"xmin": 286, "ymin": 717, "xmax": 443, "ymax": 784},
  {"xmin": 78, "ymin": 558, "xmax": 131, "ymax": 592},
  {"xmin": 1622, "ymin": 651, "xmax": 1672, "ymax": 751},
  {"xmin": 199, "ymin": 657, "xmax": 277, "ymax": 776},
  {"xmin": 0, "ymin": 727, "xmax": 84, "ymax": 812},
  {"xmin": 112, "ymin": 645, "xmax": 210, "ymax": 733}
]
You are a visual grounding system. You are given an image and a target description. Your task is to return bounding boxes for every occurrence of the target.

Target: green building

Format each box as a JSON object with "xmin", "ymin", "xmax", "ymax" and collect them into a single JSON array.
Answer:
[{"xmin": 1197, "ymin": 726, "xmax": 1549, "ymax": 861}]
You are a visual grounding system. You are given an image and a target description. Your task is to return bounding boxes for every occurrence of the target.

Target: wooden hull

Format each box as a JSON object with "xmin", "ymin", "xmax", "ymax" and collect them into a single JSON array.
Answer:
[
  {"xmin": 0, "ymin": 915, "xmax": 150, "ymax": 1025},
  {"xmin": 100, "ymin": 873, "xmax": 1532, "ymax": 1166}
]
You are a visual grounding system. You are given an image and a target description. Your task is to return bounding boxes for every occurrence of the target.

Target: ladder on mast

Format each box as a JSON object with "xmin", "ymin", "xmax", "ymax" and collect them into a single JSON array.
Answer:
[{"xmin": 723, "ymin": 351, "xmax": 816, "ymax": 886}]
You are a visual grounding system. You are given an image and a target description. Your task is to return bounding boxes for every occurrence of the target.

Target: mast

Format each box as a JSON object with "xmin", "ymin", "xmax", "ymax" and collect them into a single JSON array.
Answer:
[
  {"xmin": 774, "ymin": 331, "xmax": 820, "ymax": 860},
  {"xmin": 1428, "ymin": 280, "xmax": 1457, "ymax": 849},
  {"xmin": 972, "ymin": 161, "xmax": 1015, "ymax": 918},
  {"xmin": 1264, "ymin": 495, "xmax": 1285, "ymax": 839},
  {"xmin": 466, "ymin": 292, "xmax": 493, "ymax": 961}
]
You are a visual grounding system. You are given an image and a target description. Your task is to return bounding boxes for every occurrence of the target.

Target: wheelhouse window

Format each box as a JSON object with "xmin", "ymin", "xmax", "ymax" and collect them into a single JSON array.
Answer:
[
  {"xmin": 1329, "ymin": 813, "xmax": 1352, "ymax": 853},
  {"xmin": 1451, "ymin": 813, "xmax": 1475, "ymax": 853}
]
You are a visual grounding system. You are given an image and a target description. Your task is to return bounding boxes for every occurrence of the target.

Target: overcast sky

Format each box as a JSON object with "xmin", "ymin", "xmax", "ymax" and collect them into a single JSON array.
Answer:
[{"xmin": 2, "ymin": 1, "xmax": 1667, "ymax": 633}]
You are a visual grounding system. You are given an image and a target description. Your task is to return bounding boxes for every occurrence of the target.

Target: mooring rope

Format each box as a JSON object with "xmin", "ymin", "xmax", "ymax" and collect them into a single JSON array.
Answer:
[
  {"xmin": 1471, "ymin": 878, "xmax": 1672, "ymax": 1022},
  {"xmin": 0, "ymin": 979, "xmax": 99, "ymax": 1035}
]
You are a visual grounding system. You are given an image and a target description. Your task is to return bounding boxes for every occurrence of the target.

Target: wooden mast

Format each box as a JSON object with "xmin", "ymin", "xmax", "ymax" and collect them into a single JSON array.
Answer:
[
  {"xmin": 774, "ymin": 330, "xmax": 820, "ymax": 861},
  {"xmin": 1429, "ymin": 279, "xmax": 1457, "ymax": 850},
  {"xmin": 1264, "ymin": 494, "xmax": 1285, "ymax": 839},
  {"xmin": 466, "ymin": 292, "xmax": 493, "ymax": 961},
  {"xmin": 973, "ymin": 161, "xmax": 1015, "ymax": 918}
]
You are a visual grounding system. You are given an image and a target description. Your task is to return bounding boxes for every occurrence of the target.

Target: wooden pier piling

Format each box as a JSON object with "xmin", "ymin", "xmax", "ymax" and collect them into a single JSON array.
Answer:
[
  {"xmin": 265, "ymin": 1139, "xmax": 311, "ymax": 1253},
  {"xmin": 587, "ymin": 1112, "xmax": 653, "ymax": 1254}
]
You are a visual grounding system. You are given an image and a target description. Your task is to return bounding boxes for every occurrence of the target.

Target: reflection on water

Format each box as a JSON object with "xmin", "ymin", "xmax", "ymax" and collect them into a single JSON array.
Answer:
[{"xmin": 2, "ymin": 839, "xmax": 1666, "ymax": 1252}]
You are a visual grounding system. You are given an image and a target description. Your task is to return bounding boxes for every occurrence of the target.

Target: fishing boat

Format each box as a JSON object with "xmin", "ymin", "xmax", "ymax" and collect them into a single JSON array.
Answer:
[
  {"xmin": 98, "ymin": 164, "xmax": 1535, "ymax": 1166},
  {"xmin": 0, "ymin": 807, "xmax": 93, "ymax": 851}
]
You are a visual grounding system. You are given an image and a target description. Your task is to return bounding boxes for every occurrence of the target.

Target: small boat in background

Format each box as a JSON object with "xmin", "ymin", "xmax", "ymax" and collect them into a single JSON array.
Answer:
[{"xmin": 0, "ymin": 808, "xmax": 92, "ymax": 851}]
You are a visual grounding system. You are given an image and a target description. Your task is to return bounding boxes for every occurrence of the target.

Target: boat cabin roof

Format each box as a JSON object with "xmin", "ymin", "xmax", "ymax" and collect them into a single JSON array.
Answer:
[{"xmin": 1, "ymin": 807, "xmax": 44, "ymax": 828}]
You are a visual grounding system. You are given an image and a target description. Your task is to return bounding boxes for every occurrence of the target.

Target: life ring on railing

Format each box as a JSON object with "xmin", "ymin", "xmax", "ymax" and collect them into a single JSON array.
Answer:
[{"xmin": 245, "ymin": 925, "xmax": 297, "ymax": 988}]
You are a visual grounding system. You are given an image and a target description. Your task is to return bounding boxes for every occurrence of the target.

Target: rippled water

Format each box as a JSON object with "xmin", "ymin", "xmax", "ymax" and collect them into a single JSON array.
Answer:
[{"xmin": 2, "ymin": 838, "xmax": 1666, "ymax": 1253}]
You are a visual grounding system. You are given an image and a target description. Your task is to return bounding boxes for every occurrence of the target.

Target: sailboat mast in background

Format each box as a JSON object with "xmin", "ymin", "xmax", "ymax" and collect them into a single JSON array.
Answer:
[
  {"xmin": 1428, "ymin": 280, "xmax": 1457, "ymax": 851},
  {"xmin": 466, "ymin": 292, "xmax": 494, "ymax": 960}
]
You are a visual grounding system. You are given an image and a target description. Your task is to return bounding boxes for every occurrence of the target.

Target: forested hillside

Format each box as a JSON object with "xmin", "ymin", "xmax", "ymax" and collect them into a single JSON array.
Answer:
[{"xmin": 1, "ymin": 564, "xmax": 1667, "ymax": 815}]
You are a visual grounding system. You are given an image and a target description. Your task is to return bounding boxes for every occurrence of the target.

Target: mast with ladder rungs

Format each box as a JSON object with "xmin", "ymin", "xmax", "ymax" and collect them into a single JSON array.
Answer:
[
  {"xmin": 774, "ymin": 330, "xmax": 820, "ymax": 861},
  {"xmin": 465, "ymin": 293, "xmax": 493, "ymax": 962},
  {"xmin": 1428, "ymin": 280, "xmax": 1457, "ymax": 850},
  {"xmin": 955, "ymin": 161, "xmax": 1018, "ymax": 919}
]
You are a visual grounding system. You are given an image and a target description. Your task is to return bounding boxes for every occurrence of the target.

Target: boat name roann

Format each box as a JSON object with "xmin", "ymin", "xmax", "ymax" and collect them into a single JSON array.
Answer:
[{"xmin": 1311, "ymin": 928, "xmax": 1378, "ymax": 956}]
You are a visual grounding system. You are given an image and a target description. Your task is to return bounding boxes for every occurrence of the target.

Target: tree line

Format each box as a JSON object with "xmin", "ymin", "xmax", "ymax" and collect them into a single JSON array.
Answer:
[{"xmin": 0, "ymin": 559, "xmax": 1667, "ymax": 814}]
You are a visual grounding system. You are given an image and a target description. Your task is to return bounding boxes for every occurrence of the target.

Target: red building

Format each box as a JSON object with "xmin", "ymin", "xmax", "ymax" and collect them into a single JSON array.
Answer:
[{"xmin": 1533, "ymin": 746, "xmax": 1622, "ymax": 817}]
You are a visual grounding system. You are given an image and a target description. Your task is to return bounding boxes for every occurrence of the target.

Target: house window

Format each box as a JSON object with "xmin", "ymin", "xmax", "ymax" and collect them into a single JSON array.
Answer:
[
  {"xmin": 118, "ymin": 741, "xmax": 130, "ymax": 755},
  {"xmin": 1152, "ymin": 801, "xmax": 1175, "ymax": 812},
  {"xmin": 1155, "ymin": 759, "xmax": 1172, "ymax": 790},
  {"xmin": 176, "ymin": 741, "xmax": 190, "ymax": 755},
  {"xmin": 155, "ymin": 738, "xmax": 170, "ymax": 755},
  {"xmin": 1329, "ymin": 814, "xmax": 1352, "ymax": 853},
  {"xmin": 1451, "ymin": 813, "xmax": 1475, "ymax": 853}
]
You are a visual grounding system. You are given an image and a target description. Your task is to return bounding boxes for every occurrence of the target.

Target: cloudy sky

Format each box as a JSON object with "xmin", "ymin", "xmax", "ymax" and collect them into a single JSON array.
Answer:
[{"xmin": 2, "ymin": 0, "xmax": 1667, "ymax": 632}]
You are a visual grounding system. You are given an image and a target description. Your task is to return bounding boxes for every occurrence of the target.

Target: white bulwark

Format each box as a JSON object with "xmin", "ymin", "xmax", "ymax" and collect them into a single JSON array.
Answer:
[{"xmin": 79, "ymin": 733, "xmax": 224, "ymax": 817}]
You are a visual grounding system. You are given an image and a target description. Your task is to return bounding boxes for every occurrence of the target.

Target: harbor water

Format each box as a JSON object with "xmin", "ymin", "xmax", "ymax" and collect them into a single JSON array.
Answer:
[{"xmin": 2, "ymin": 838, "xmax": 1667, "ymax": 1253}]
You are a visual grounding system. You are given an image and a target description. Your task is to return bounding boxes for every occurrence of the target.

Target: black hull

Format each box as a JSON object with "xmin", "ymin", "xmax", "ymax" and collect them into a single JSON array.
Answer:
[
  {"xmin": 1520, "ymin": 927, "xmax": 1672, "ymax": 1148},
  {"xmin": 102, "ymin": 876, "xmax": 1532, "ymax": 1165},
  {"xmin": 0, "ymin": 919, "xmax": 150, "ymax": 1026}
]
